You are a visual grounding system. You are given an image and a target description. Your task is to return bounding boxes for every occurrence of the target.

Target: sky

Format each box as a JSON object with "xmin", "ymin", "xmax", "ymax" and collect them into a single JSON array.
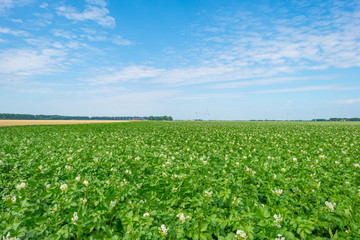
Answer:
[{"xmin": 0, "ymin": 0, "xmax": 360, "ymax": 120}]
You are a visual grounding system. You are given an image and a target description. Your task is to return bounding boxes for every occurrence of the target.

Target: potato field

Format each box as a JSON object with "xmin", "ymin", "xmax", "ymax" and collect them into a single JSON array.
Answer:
[{"xmin": 0, "ymin": 121, "xmax": 359, "ymax": 239}]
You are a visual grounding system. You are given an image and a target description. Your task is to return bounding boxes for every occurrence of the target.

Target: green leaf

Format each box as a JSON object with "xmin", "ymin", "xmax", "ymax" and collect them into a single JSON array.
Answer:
[
  {"xmin": 126, "ymin": 211, "xmax": 133, "ymax": 218},
  {"xmin": 201, "ymin": 223, "xmax": 208, "ymax": 232}
]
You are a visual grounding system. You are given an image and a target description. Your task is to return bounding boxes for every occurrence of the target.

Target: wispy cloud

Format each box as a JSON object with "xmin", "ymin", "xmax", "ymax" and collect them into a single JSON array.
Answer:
[
  {"xmin": 83, "ymin": 2, "xmax": 357, "ymax": 89},
  {"xmin": 10, "ymin": 18, "xmax": 23, "ymax": 23},
  {"xmin": 209, "ymin": 76, "xmax": 334, "ymax": 89},
  {"xmin": 30, "ymin": 12, "xmax": 53, "ymax": 27},
  {"xmin": 56, "ymin": 1, "xmax": 115, "ymax": 28},
  {"xmin": 148, "ymin": 64, "xmax": 296, "ymax": 86},
  {"xmin": 87, "ymin": 66, "xmax": 165, "ymax": 84},
  {"xmin": 0, "ymin": 48, "xmax": 67, "ymax": 76},
  {"xmin": 51, "ymin": 28, "xmax": 132, "ymax": 46},
  {"xmin": 0, "ymin": 0, "xmax": 17, "ymax": 14},
  {"xmin": 333, "ymin": 98, "xmax": 360, "ymax": 104},
  {"xmin": 0, "ymin": 0, "xmax": 33, "ymax": 14},
  {"xmin": 0, "ymin": 26, "xmax": 28, "ymax": 36},
  {"xmin": 113, "ymin": 36, "xmax": 132, "ymax": 46},
  {"xmin": 85, "ymin": 0, "xmax": 107, "ymax": 7},
  {"xmin": 153, "ymin": 65, "xmax": 235, "ymax": 85},
  {"xmin": 167, "ymin": 1, "xmax": 360, "ymax": 86},
  {"xmin": 173, "ymin": 92, "xmax": 240, "ymax": 101},
  {"xmin": 39, "ymin": 3, "xmax": 48, "ymax": 8},
  {"xmin": 95, "ymin": 90, "xmax": 179, "ymax": 103},
  {"xmin": 79, "ymin": 32, "xmax": 107, "ymax": 41},
  {"xmin": 51, "ymin": 29, "xmax": 76, "ymax": 39},
  {"xmin": 254, "ymin": 85, "xmax": 360, "ymax": 94}
]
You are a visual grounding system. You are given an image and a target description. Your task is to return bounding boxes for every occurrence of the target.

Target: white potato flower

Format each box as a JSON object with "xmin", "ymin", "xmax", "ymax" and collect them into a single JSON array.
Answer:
[
  {"xmin": 204, "ymin": 190, "xmax": 213, "ymax": 198},
  {"xmin": 235, "ymin": 230, "xmax": 248, "ymax": 239},
  {"xmin": 273, "ymin": 214, "xmax": 283, "ymax": 228},
  {"xmin": 325, "ymin": 201, "xmax": 335, "ymax": 212},
  {"xmin": 158, "ymin": 224, "xmax": 168, "ymax": 237},
  {"xmin": 275, "ymin": 233, "xmax": 285, "ymax": 240},
  {"xmin": 71, "ymin": 212, "xmax": 78, "ymax": 224},
  {"xmin": 83, "ymin": 180, "xmax": 89, "ymax": 187},
  {"xmin": 60, "ymin": 184, "xmax": 68, "ymax": 191},
  {"xmin": 272, "ymin": 189, "xmax": 283, "ymax": 196},
  {"xmin": 16, "ymin": 182, "xmax": 26, "ymax": 190}
]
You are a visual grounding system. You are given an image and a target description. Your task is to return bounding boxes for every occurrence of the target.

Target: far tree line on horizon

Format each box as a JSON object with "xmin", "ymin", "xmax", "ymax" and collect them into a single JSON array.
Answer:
[{"xmin": 0, "ymin": 113, "xmax": 173, "ymax": 121}]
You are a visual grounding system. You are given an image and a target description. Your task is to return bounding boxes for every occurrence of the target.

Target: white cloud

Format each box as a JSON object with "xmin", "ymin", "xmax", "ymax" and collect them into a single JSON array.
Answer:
[
  {"xmin": 10, "ymin": 18, "xmax": 23, "ymax": 23},
  {"xmin": 254, "ymin": 85, "xmax": 359, "ymax": 94},
  {"xmin": 30, "ymin": 12, "xmax": 53, "ymax": 26},
  {"xmin": 96, "ymin": 90, "xmax": 178, "ymax": 103},
  {"xmin": 84, "ymin": 64, "xmax": 293, "ymax": 88},
  {"xmin": 57, "ymin": 27, "xmax": 133, "ymax": 45},
  {"xmin": 64, "ymin": 40, "xmax": 89, "ymax": 49},
  {"xmin": 113, "ymin": 36, "xmax": 132, "ymax": 46},
  {"xmin": 152, "ymin": 65, "xmax": 236, "ymax": 86},
  {"xmin": 209, "ymin": 75, "xmax": 334, "ymax": 89},
  {"xmin": 149, "ymin": 64, "xmax": 295, "ymax": 86},
  {"xmin": 87, "ymin": 66, "xmax": 165, "ymax": 84},
  {"xmin": 56, "ymin": 3, "xmax": 115, "ymax": 28},
  {"xmin": 39, "ymin": 2, "xmax": 47, "ymax": 8},
  {"xmin": 333, "ymin": 98, "xmax": 360, "ymax": 104},
  {"xmin": 165, "ymin": 2, "xmax": 360, "ymax": 86},
  {"xmin": 0, "ymin": 48, "xmax": 67, "ymax": 76},
  {"xmin": 0, "ymin": 0, "xmax": 15, "ymax": 12},
  {"xmin": 0, "ymin": 26, "xmax": 28, "ymax": 36},
  {"xmin": 51, "ymin": 29, "xmax": 75, "ymax": 39},
  {"xmin": 173, "ymin": 92, "xmax": 239, "ymax": 101},
  {"xmin": 85, "ymin": 0, "xmax": 107, "ymax": 7},
  {"xmin": 80, "ymin": 32, "xmax": 107, "ymax": 41},
  {"xmin": 24, "ymin": 38, "xmax": 73, "ymax": 51},
  {"xmin": 0, "ymin": 0, "xmax": 33, "ymax": 14},
  {"xmin": 127, "ymin": 4, "xmax": 353, "ymax": 88}
]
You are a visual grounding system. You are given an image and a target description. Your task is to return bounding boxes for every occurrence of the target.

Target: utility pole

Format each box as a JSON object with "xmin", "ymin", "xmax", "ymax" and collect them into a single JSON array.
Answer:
[{"xmin": 204, "ymin": 108, "xmax": 210, "ymax": 121}]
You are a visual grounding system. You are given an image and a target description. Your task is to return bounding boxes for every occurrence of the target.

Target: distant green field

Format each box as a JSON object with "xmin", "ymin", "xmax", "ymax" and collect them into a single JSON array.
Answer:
[{"xmin": 1, "ymin": 122, "xmax": 359, "ymax": 239}]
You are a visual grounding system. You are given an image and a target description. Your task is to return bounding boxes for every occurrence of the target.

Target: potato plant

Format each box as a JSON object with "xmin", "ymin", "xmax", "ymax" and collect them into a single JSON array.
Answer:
[{"xmin": 0, "ymin": 121, "xmax": 359, "ymax": 239}]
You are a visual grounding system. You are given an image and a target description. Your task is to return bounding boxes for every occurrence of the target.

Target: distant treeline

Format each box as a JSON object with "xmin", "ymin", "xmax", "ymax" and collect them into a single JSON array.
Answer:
[
  {"xmin": 314, "ymin": 118, "xmax": 360, "ymax": 122},
  {"xmin": 249, "ymin": 118, "xmax": 360, "ymax": 122},
  {"xmin": 0, "ymin": 113, "xmax": 173, "ymax": 121}
]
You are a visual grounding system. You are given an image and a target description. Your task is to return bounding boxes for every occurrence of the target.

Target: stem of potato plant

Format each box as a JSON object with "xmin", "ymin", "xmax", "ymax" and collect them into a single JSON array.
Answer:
[
  {"xmin": 198, "ymin": 216, "xmax": 202, "ymax": 239},
  {"xmin": 110, "ymin": 210, "xmax": 113, "ymax": 229},
  {"xmin": 76, "ymin": 225, "xmax": 80, "ymax": 240}
]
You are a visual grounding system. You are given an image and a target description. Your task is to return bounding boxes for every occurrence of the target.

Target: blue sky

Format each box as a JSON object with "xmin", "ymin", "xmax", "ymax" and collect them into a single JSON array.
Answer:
[{"xmin": 0, "ymin": 0, "xmax": 359, "ymax": 120}]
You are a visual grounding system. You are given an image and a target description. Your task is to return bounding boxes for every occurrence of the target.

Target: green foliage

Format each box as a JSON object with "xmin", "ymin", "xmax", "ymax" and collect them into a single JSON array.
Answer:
[{"xmin": 0, "ymin": 121, "xmax": 360, "ymax": 239}]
